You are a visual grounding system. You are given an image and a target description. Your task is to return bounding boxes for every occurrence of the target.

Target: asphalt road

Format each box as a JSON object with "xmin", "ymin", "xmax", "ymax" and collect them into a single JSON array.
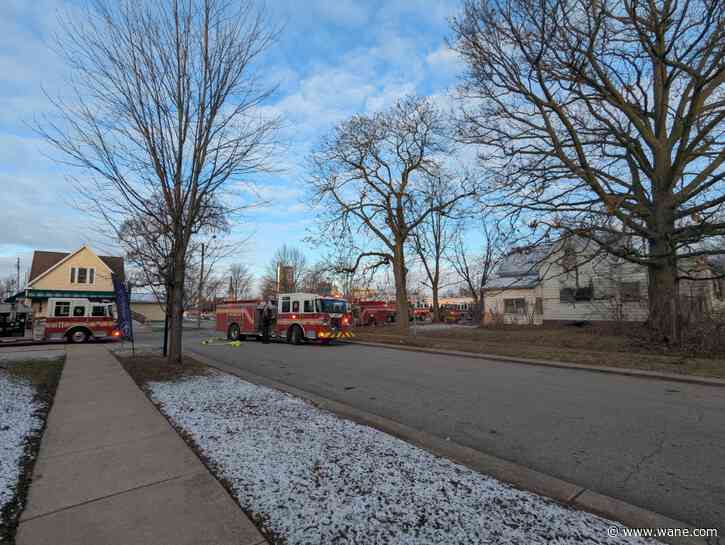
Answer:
[{"xmin": 137, "ymin": 327, "xmax": 725, "ymax": 530}]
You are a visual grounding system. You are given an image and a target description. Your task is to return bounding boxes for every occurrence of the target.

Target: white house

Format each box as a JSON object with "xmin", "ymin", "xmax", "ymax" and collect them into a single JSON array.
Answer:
[{"xmin": 483, "ymin": 237, "xmax": 722, "ymax": 326}]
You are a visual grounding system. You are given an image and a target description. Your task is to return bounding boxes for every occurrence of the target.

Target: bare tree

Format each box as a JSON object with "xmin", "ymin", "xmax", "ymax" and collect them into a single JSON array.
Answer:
[
  {"xmin": 117, "ymin": 198, "xmax": 228, "ymax": 308},
  {"xmin": 40, "ymin": 0, "xmax": 278, "ymax": 362},
  {"xmin": 0, "ymin": 276, "xmax": 18, "ymax": 302},
  {"xmin": 228, "ymin": 263, "xmax": 254, "ymax": 300},
  {"xmin": 447, "ymin": 219, "xmax": 510, "ymax": 324},
  {"xmin": 409, "ymin": 174, "xmax": 461, "ymax": 322},
  {"xmin": 261, "ymin": 244, "xmax": 309, "ymax": 295},
  {"xmin": 310, "ymin": 96, "xmax": 473, "ymax": 330},
  {"xmin": 452, "ymin": 0, "xmax": 725, "ymax": 339}
]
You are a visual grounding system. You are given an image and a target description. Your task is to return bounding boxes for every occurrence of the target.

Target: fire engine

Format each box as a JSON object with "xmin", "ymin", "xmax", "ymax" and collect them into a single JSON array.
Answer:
[
  {"xmin": 33, "ymin": 298, "xmax": 121, "ymax": 343},
  {"xmin": 353, "ymin": 301, "xmax": 396, "ymax": 327},
  {"xmin": 216, "ymin": 293, "xmax": 354, "ymax": 344}
]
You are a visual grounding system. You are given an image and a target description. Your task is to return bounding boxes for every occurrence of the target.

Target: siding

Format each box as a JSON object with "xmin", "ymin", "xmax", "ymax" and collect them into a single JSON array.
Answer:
[
  {"xmin": 483, "ymin": 286, "xmax": 544, "ymax": 325},
  {"xmin": 30, "ymin": 247, "xmax": 115, "ymax": 293}
]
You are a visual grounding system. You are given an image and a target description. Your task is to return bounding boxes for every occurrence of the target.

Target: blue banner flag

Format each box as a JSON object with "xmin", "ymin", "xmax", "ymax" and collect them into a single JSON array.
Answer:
[{"xmin": 112, "ymin": 275, "xmax": 134, "ymax": 341}]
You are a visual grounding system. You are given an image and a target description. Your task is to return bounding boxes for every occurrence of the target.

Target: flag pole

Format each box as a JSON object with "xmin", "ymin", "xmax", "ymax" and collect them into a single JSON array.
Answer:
[{"xmin": 128, "ymin": 283, "xmax": 135, "ymax": 357}]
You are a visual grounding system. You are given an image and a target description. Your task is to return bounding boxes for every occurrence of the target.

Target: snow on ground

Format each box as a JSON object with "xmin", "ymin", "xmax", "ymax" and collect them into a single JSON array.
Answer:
[
  {"xmin": 0, "ymin": 370, "xmax": 42, "ymax": 515},
  {"xmin": 149, "ymin": 372, "xmax": 659, "ymax": 545}
]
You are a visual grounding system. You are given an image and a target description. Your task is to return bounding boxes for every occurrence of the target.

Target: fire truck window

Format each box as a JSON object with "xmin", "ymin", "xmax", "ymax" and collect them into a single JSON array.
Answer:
[
  {"xmin": 303, "ymin": 300, "xmax": 313, "ymax": 313},
  {"xmin": 73, "ymin": 306, "xmax": 86, "ymax": 317},
  {"xmin": 292, "ymin": 301, "xmax": 299, "ymax": 313},
  {"xmin": 54, "ymin": 302, "xmax": 70, "ymax": 317},
  {"xmin": 281, "ymin": 298, "xmax": 290, "ymax": 313},
  {"xmin": 107, "ymin": 305, "xmax": 115, "ymax": 319},
  {"xmin": 92, "ymin": 306, "xmax": 106, "ymax": 317}
]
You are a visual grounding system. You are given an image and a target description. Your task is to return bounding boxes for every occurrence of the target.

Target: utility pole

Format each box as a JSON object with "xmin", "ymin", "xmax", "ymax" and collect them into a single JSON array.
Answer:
[
  {"xmin": 16, "ymin": 257, "xmax": 20, "ymax": 292},
  {"xmin": 197, "ymin": 242, "xmax": 205, "ymax": 330}
]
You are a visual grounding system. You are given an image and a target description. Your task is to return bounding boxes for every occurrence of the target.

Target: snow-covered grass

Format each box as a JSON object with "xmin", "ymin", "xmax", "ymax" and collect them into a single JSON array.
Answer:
[
  {"xmin": 148, "ymin": 372, "xmax": 659, "ymax": 545},
  {"xmin": 0, "ymin": 370, "xmax": 43, "ymax": 521}
]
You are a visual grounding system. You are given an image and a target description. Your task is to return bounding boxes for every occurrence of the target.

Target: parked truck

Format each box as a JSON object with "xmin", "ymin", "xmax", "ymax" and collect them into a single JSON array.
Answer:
[
  {"xmin": 33, "ymin": 297, "xmax": 121, "ymax": 343},
  {"xmin": 352, "ymin": 300, "xmax": 397, "ymax": 327},
  {"xmin": 216, "ymin": 293, "xmax": 354, "ymax": 344}
]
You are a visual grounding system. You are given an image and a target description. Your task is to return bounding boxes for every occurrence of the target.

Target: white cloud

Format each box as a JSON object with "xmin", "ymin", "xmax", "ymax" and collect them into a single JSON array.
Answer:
[{"xmin": 426, "ymin": 44, "xmax": 463, "ymax": 75}]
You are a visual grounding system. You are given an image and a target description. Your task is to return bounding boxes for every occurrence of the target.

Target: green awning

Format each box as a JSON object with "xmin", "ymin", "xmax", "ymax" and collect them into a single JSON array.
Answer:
[
  {"xmin": 24, "ymin": 289, "xmax": 116, "ymax": 299},
  {"xmin": 3, "ymin": 290, "xmax": 25, "ymax": 303}
]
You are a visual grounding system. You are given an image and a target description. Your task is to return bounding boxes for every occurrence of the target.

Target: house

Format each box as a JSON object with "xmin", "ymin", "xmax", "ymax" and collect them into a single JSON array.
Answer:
[
  {"xmin": 483, "ymin": 237, "xmax": 723, "ymax": 326},
  {"xmin": 15, "ymin": 245, "xmax": 124, "ymax": 319},
  {"xmin": 129, "ymin": 289, "xmax": 166, "ymax": 323},
  {"xmin": 483, "ymin": 245, "xmax": 549, "ymax": 325}
]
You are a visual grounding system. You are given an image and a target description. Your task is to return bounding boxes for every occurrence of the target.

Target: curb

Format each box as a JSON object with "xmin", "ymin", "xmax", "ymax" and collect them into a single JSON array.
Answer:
[
  {"xmin": 186, "ymin": 348, "xmax": 711, "ymax": 545},
  {"xmin": 348, "ymin": 339, "xmax": 725, "ymax": 388}
]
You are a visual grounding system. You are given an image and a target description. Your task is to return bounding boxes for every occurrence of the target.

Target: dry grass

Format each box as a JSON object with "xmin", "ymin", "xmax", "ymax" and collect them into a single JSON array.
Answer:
[
  {"xmin": 116, "ymin": 354, "xmax": 210, "ymax": 385},
  {"xmin": 353, "ymin": 324, "xmax": 725, "ymax": 379}
]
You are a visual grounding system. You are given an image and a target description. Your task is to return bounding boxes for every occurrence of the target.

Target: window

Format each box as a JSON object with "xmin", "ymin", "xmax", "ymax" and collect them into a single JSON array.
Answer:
[
  {"xmin": 73, "ymin": 306, "xmax": 86, "ymax": 317},
  {"xmin": 560, "ymin": 286, "xmax": 593, "ymax": 302},
  {"xmin": 107, "ymin": 305, "xmax": 115, "ymax": 319},
  {"xmin": 504, "ymin": 298, "xmax": 527, "ymax": 314},
  {"xmin": 281, "ymin": 297, "xmax": 290, "ymax": 313},
  {"xmin": 560, "ymin": 288, "xmax": 576, "ymax": 303},
  {"xmin": 535, "ymin": 297, "xmax": 544, "ymax": 315},
  {"xmin": 316, "ymin": 298, "xmax": 347, "ymax": 313},
  {"xmin": 92, "ymin": 306, "xmax": 106, "ymax": 317},
  {"xmin": 620, "ymin": 281, "xmax": 641, "ymax": 302},
  {"xmin": 292, "ymin": 301, "xmax": 300, "ymax": 313},
  {"xmin": 71, "ymin": 267, "xmax": 95, "ymax": 284},
  {"xmin": 575, "ymin": 286, "xmax": 594, "ymax": 301},
  {"xmin": 303, "ymin": 300, "xmax": 314, "ymax": 313},
  {"xmin": 54, "ymin": 302, "xmax": 70, "ymax": 317}
]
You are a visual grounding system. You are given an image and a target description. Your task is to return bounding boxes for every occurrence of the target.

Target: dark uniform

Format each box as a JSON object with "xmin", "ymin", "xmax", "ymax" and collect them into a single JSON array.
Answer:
[{"xmin": 261, "ymin": 301, "xmax": 273, "ymax": 344}]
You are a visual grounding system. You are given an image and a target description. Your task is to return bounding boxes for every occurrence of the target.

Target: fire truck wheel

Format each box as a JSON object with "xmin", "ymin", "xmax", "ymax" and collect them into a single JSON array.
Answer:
[
  {"xmin": 68, "ymin": 328, "xmax": 89, "ymax": 343},
  {"xmin": 288, "ymin": 325, "xmax": 302, "ymax": 345},
  {"xmin": 227, "ymin": 324, "xmax": 240, "ymax": 341}
]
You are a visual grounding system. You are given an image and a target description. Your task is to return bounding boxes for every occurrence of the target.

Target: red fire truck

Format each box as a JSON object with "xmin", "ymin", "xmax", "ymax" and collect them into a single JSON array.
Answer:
[
  {"xmin": 353, "ymin": 301, "xmax": 397, "ymax": 327},
  {"xmin": 216, "ymin": 293, "xmax": 354, "ymax": 344},
  {"xmin": 33, "ymin": 298, "xmax": 121, "ymax": 343}
]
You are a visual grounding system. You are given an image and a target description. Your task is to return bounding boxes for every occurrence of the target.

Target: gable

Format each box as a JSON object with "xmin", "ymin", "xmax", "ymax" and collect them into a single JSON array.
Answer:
[{"xmin": 29, "ymin": 247, "xmax": 123, "ymax": 292}]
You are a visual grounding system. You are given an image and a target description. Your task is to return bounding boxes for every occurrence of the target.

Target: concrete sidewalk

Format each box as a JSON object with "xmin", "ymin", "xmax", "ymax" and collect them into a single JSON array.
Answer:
[{"xmin": 17, "ymin": 344, "xmax": 267, "ymax": 545}]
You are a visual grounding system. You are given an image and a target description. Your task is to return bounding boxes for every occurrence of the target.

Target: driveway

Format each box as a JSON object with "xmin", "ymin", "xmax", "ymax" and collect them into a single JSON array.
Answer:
[{"xmin": 179, "ymin": 337, "xmax": 725, "ymax": 531}]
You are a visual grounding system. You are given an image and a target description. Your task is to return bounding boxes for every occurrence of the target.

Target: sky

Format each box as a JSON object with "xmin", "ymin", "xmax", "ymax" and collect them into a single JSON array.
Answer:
[{"xmin": 0, "ymin": 0, "xmax": 467, "ymax": 286}]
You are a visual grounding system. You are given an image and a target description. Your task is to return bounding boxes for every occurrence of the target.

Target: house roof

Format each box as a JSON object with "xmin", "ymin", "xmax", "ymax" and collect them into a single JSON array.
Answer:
[
  {"xmin": 130, "ymin": 289, "xmax": 164, "ymax": 304},
  {"xmin": 496, "ymin": 245, "xmax": 552, "ymax": 278},
  {"xmin": 484, "ymin": 274, "xmax": 540, "ymax": 290},
  {"xmin": 29, "ymin": 249, "xmax": 125, "ymax": 283}
]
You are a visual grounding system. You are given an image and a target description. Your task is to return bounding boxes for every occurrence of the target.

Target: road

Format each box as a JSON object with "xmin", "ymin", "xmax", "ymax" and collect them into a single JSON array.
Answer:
[{"xmin": 136, "ymin": 326, "xmax": 725, "ymax": 530}]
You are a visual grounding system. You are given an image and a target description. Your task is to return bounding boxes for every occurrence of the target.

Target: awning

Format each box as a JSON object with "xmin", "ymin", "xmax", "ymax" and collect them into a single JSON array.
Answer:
[
  {"xmin": 3, "ymin": 290, "xmax": 25, "ymax": 303},
  {"xmin": 24, "ymin": 289, "xmax": 116, "ymax": 299}
]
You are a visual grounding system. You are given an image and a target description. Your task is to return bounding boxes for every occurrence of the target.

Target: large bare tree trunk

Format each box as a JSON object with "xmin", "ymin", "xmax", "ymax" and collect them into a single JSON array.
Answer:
[
  {"xmin": 478, "ymin": 290, "xmax": 486, "ymax": 327},
  {"xmin": 431, "ymin": 289, "xmax": 440, "ymax": 323},
  {"xmin": 168, "ymin": 251, "xmax": 186, "ymax": 363},
  {"xmin": 393, "ymin": 244, "xmax": 409, "ymax": 331},
  {"xmin": 648, "ymin": 238, "xmax": 678, "ymax": 342}
]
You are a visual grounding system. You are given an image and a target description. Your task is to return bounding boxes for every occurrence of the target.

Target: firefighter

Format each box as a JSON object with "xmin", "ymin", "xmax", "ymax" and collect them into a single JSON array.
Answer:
[{"xmin": 261, "ymin": 300, "xmax": 274, "ymax": 344}]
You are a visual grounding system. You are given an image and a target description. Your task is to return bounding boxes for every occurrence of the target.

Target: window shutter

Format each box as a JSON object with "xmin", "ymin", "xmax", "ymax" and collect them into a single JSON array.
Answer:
[{"xmin": 71, "ymin": 267, "xmax": 76, "ymax": 283}]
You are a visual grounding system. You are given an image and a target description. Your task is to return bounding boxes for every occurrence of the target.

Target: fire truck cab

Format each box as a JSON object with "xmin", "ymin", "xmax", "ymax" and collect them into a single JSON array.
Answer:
[
  {"xmin": 216, "ymin": 293, "xmax": 354, "ymax": 344},
  {"xmin": 34, "ymin": 298, "xmax": 121, "ymax": 343}
]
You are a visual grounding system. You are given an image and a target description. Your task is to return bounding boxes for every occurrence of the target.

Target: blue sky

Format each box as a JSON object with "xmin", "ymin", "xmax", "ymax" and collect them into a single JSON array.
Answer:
[{"xmin": 0, "ymin": 0, "xmax": 465, "ymax": 284}]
